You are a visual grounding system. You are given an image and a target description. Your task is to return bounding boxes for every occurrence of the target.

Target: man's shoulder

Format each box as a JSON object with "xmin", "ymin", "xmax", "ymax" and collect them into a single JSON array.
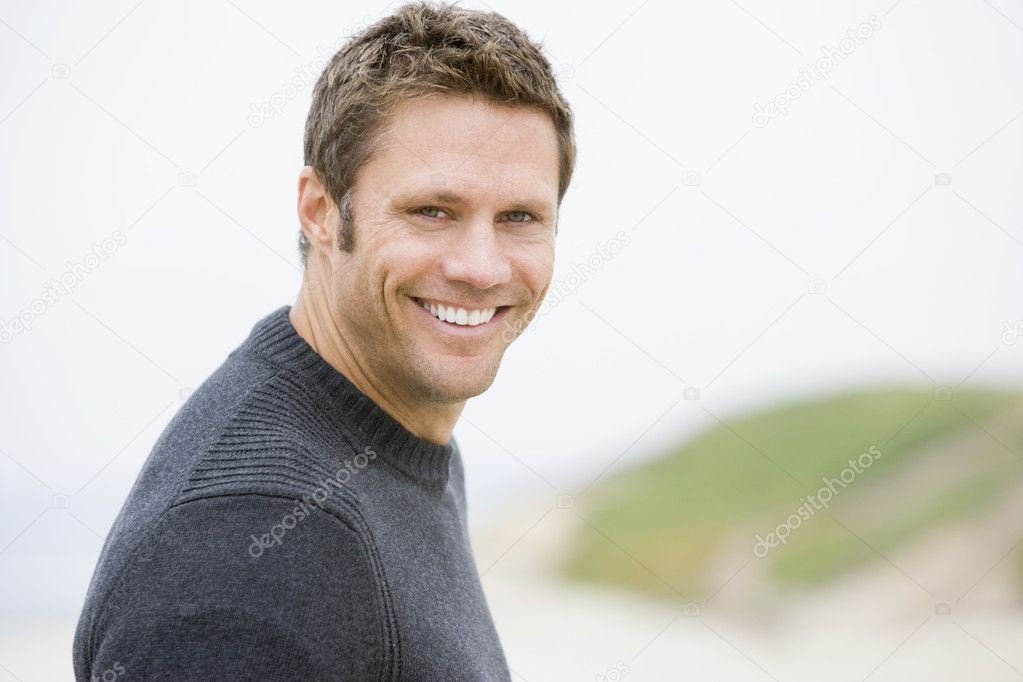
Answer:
[
  {"xmin": 98, "ymin": 330, "xmax": 379, "ymax": 584},
  {"xmin": 170, "ymin": 373, "xmax": 373, "ymax": 511},
  {"xmin": 76, "ymin": 341, "xmax": 391, "ymax": 675},
  {"xmin": 146, "ymin": 338, "xmax": 370, "ymax": 509}
]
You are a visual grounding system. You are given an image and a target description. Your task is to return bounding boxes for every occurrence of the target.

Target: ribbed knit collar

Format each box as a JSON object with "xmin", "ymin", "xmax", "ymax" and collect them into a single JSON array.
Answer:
[{"xmin": 242, "ymin": 304, "xmax": 455, "ymax": 489}]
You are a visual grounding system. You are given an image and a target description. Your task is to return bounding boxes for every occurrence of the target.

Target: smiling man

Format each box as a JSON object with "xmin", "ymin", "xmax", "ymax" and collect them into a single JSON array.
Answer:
[{"xmin": 73, "ymin": 2, "xmax": 575, "ymax": 681}]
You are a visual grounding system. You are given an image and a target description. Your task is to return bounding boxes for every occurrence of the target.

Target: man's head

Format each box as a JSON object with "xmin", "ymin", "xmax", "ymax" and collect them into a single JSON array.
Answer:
[
  {"xmin": 300, "ymin": 1, "xmax": 575, "ymax": 264},
  {"xmin": 295, "ymin": 1, "xmax": 575, "ymax": 409}
]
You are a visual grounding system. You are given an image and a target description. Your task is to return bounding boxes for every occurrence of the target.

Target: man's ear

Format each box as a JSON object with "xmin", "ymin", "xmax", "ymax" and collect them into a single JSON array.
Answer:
[{"xmin": 297, "ymin": 166, "xmax": 335, "ymax": 255}]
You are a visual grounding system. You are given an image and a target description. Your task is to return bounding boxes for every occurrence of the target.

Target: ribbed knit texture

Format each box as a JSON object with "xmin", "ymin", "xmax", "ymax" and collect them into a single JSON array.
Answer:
[{"xmin": 72, "ymin": 305, "xmax": 512, "ymax": 681}]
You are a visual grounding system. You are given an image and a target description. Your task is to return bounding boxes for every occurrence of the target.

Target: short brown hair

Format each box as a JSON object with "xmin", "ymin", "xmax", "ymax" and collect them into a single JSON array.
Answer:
[{"xmin": 299, "ymin": 0, "xmax": 576, "ymax": 267}]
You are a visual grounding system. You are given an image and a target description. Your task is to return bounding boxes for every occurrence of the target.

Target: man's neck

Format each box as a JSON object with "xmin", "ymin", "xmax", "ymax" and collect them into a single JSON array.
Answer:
[{"xmin": 288, "ymin": 291, "xmax": 461, "ymax": 445}]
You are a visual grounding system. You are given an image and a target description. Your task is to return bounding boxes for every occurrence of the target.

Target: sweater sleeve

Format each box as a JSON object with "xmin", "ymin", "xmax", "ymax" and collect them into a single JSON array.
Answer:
[{"xmin": 80, "ymin": 493, "xmax": 393, "ymax": 681}]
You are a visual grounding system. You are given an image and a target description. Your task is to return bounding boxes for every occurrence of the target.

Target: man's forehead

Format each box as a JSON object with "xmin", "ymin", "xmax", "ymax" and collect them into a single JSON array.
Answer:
[
  {"xmin": 377, "ymin": 95, "xmax": 557, "ymax": 152},
  {"xmin": 359, "ymin": 94, "xmax": 560, "ymax": 210}
]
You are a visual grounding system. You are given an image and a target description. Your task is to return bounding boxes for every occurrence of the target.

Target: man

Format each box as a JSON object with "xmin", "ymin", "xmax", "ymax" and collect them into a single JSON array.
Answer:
[{"xmin": 72, "ymin": 1, "xmax": 575, "ymax": 680}]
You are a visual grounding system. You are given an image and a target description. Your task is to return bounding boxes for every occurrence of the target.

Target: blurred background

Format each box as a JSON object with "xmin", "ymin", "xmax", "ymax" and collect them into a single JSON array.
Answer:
[{"xmin": 2, "ymin": 0, "xmax": 1022, "ymax": 679}]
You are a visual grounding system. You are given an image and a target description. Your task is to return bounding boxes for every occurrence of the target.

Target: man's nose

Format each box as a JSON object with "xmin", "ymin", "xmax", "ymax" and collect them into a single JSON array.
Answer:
[{"xmin": 440, "ymin": 217, "xmax": 513, "ymax": 290}]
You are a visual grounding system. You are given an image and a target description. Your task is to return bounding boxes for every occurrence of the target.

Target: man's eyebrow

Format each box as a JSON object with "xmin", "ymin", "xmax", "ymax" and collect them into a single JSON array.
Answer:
[{"xmin": 395, "ymin": 190, "xmax": 555, "ymax": 218}]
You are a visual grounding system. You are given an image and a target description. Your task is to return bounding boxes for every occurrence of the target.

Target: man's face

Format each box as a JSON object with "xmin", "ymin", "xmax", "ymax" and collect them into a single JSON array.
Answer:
[{"xmin": 324, "ymin": 93, "xmax": 560, "ymax": 404}]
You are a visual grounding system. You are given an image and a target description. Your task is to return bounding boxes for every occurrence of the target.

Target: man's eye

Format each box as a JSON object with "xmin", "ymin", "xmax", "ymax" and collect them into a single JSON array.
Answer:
[
  {"xmin": 415, "ymin": 206, "xmax": 448, "ymax": 219},
  {"xmin": 505, "ymin": 211, "xmax": 534, "ymax": 223}
]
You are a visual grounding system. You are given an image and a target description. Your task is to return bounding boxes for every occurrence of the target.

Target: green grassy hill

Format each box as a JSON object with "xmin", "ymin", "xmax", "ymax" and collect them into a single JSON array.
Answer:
[{"xmin": 560, "ymin": 386, "xmax": 1023, "ymax": 599}]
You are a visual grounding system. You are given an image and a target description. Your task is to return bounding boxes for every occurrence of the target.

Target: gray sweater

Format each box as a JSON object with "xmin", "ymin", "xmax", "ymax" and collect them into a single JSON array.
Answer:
[{"xmin": 72, "ymin": 305, "xmax": 511, "ymax": 680}]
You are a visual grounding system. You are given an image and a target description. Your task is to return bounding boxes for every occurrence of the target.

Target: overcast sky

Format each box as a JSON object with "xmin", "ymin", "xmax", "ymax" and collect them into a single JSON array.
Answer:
[{"xmin": 2, "ymin": 0, "xmax": 1022, "ymax": 638}]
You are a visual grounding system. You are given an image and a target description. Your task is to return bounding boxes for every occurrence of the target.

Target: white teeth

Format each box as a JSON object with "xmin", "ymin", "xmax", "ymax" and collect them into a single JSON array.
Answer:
[{"xmin": 417, "ymin": 299, "xmax": 497, "ymax": 327}]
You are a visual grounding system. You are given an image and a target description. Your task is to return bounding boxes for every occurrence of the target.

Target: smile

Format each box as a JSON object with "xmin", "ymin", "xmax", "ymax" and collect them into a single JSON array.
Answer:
[{"xmin": 411, "ymin": 296, "xmax": 509, "ymax": 332}]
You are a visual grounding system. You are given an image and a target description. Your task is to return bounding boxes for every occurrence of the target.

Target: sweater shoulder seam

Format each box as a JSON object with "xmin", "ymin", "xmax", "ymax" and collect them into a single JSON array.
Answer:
[
  {"xmin": 90, "ymin": 491, "xmax": 399, "ymax": 680},
  {"xmin": 80, "ymin": 359, "xmax": 282, "ymax": 673}
]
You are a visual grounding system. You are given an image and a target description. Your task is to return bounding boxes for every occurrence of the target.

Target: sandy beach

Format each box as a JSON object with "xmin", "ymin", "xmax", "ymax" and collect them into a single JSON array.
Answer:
[{"xmin": 475, "ymin": 488, "xmax": 1023, "ymax": 681}]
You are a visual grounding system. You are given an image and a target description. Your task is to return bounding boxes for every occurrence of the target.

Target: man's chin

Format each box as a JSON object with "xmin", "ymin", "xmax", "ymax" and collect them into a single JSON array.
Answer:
[{"xmin": 420, "ymin": 356, "xmax": 502, "ymax": 402}]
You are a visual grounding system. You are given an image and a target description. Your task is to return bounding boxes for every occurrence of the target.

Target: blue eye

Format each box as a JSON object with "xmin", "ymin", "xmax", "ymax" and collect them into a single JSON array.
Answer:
[
  {"xmin": 505, "ymin": 211, "xmax": 534, "ymax": 223},
  {"xmin": 416, "ymin": 206, "xmax": 447, "ymax": 219}
]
